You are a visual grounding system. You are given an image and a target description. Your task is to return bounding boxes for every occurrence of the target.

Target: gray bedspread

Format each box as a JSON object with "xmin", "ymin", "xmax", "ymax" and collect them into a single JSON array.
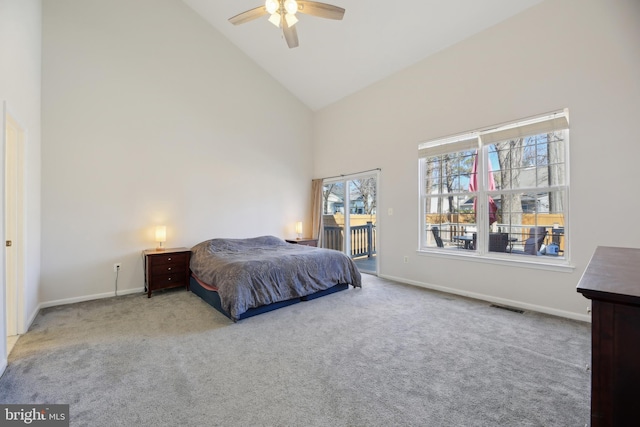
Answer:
[{"xmin": 190, "ymin": 235, "xmax": 362, "ymax": 320}]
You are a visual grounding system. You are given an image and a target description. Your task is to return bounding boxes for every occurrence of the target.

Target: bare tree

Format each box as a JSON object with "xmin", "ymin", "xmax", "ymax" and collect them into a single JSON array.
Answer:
[
  {"xmin": 442, "ymin": 152, "xmax": 475, "ymax": 219},
  {"xmin": 547, "ymin": 132, "xmax": 564, "ymax": 213},
  {"xmin": 424, "ymin": 159, "xmax": 435, "ymax": 216},
  {"xmin": 443, "ymin": 154, "xmax": 455, "ymax": 220},
  {"xmin": 322, "ymin": 183, "xmax": 340, "ymax": 214},
  {"xmin": 495, "ymin": 139, "xmax": 525, "ymax": 228},
  {"xmin": 351, "ymin": 177, "xmax": 377, "ymax": 215}
]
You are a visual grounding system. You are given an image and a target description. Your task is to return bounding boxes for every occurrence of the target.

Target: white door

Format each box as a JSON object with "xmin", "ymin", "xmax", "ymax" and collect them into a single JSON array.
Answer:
[
  {"xmin": 4, "ymin": 109, "xmax": 24, "ymax": 338},
  {"xmin": 322, "ymin": 172, "xmax": 378, "ymax": 274}
]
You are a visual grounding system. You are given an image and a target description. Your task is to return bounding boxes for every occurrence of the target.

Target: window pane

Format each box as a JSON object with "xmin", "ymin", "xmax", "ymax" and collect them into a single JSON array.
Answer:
[
  {"xmin": 424, "ymin": 152, "xmax": 475, "ymax": 195},
  {"xmin": 425, "ymin": 195, "xmax": 477, "ymax": 250},
  {"xmin": 492, "ymin": 190, "xmax": 566, "ymax": 257},
  {"xmin": 547, "ymin": 164, "xmax": 566, "ymax": 186},
  {"xmin": 488, "ymin": 130, "xmax": 565, "ymax": 191},
  {"xmin": 429, "ymin": 177, "xmax": 441, "ymax": 194},
  {"xmin": 322, "ymin": 182, "xmax": 345, "ymax": 251}
]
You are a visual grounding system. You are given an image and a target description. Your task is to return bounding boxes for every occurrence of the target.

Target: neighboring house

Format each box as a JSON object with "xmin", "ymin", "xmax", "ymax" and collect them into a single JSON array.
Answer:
[{"xmin": 331, "ymin": 196, "xmax": 368, "ymax": 215}]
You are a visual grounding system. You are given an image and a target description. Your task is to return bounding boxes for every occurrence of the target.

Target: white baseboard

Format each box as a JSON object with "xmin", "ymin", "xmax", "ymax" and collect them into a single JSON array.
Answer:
[
  {"xmin": 25, "ymin": 304, "xmax": 40, "ymax": 334},
  {"xmin": 39, "ymin": 287, "xmax": 145, "ymax": 309},
  {"xmin": 116, "ymin": 287, "xmax": 146, "ymax": 297},
  {"xmin": 378, "ymin": 274, "xmax": 591, "ymax": 323}
]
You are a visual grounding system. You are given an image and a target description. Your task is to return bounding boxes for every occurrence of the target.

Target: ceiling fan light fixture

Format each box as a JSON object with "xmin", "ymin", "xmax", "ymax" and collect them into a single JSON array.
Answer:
[
  {"xmin": 284, "ymin": 0, "xmax": 298, "ymax": 15},
  {"xmin": 268, "ymin": 12, "xmax": 282, "ymax": 27},
  {"xmin": 265, "ymin": 0, "xmax": 279, "ymax": 15},
  {"xmin": 285, "ymin": 13, "xmax": 298, "ymax": 27},
  {"xmin": 229, "ymin": 1, "xmax": 345, "ymax": 48}
]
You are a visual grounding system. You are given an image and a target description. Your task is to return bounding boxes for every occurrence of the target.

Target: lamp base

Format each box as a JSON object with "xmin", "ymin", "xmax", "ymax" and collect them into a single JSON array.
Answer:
[{"xmin": 156, "ymin": 243, "xmax": 165, "ymax": 251}]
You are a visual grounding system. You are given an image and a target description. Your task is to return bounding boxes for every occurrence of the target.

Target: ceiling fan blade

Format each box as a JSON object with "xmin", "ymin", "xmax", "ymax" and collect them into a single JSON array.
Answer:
[
  {"xmin": 283, "ymin": 19, "xmax": 299, "ymax": 49},
  {"xmin": 297, "ymin": 1, "xmax": 345, "ymax": 20},
  {"xmin": 229, "ymin": 6, "xmax": 268, "ymax": 25}
]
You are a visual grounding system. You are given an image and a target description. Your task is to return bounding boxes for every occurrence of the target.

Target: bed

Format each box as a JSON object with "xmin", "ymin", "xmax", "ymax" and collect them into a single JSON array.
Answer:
[{"xmin": 189, "ymin": 235, "xmax": 362, "ymax": 321}]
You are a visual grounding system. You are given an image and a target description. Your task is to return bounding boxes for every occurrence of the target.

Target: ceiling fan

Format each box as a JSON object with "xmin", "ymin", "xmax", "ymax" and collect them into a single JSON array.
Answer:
[{"xmin": 229, "ymin": 0, "xmax": 346, "ymax": 49}]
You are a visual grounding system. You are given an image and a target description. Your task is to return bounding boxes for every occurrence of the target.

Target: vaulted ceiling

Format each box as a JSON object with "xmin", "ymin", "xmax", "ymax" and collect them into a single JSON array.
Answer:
[{"xmin": 183, "ymin": 0, "xmax": 542, "ymax": 111}]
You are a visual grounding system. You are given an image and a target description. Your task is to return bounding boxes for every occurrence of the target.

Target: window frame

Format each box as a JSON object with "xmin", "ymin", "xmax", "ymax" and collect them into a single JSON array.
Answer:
[{"xmin": 418, "ymin": 110, "xmax": 573, "ymax": 271}]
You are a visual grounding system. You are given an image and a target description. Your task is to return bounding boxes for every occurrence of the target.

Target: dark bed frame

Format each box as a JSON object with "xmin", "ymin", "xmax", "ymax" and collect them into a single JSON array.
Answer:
[{"xmin": 189, "ymin": 275, "xmax": 349, "ymax": 321}]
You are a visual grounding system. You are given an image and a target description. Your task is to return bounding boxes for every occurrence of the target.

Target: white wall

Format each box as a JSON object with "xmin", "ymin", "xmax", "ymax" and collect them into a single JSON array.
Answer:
[
  {"xmin": 0, "ymin": 0, "xmax": 42, "ymax": 371},
  {"xmin": 313, "ymin": 0, "xmax": 640, "ymax": 319},
  {"xmin": 41, "ymin": 0, "xmax": 313, "ymax": 303}
]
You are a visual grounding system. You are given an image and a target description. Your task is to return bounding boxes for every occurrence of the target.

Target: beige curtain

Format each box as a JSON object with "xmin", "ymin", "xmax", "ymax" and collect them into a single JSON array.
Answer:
[{"xmin": 311, "ymin": 179, "xmax": 324, "ymax": 246}]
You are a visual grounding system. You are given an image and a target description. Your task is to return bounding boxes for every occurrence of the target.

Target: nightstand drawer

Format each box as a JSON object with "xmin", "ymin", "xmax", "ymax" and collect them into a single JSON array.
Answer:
[
  {"xmin": 150, "ymin": 272, "xmax": 186, "ymax": 289},
  {"xmin": 150, "ymin": 263, "xmax": 186, "ymax": 276},
  {"xmin": 150, "ymin": 253, "xmax": 189, "ymax": 266}
]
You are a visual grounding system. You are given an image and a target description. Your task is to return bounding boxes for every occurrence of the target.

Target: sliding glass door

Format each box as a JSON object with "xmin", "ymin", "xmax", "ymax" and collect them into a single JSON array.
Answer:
[{"xmin": 322, "ymin": 173, "xmax": 378, "ymax": 274}]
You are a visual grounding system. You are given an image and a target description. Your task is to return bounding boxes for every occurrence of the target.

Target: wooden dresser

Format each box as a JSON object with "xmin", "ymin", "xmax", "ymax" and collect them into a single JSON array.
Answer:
[
  {"xmin": 143, "ymin": 247, "xmax": 191, "ymax": 298},
  {"xmin": 577, "ymin": 246, "xmax": 640, "ymax": 427}
]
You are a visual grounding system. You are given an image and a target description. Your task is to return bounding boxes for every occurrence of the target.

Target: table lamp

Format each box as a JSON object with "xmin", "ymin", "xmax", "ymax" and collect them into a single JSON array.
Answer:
[{"xmin": 155, "ymin": 225, "xmax": 166, "ymax": 250}]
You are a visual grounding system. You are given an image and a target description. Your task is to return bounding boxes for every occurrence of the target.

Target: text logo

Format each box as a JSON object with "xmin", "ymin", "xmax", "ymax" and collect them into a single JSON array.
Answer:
[{"xmin": 0, "ymin": 405, "xmax": 69, "ymax": 427}]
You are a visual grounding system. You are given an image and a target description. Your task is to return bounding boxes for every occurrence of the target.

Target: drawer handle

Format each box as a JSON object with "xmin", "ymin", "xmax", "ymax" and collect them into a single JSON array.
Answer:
[
  {"xmin": 167, "ymin": 267, "xmax": 172, "ymax": 271},
  {"xmin": 168, "ymin": 257, "xmax": 172, "ymax": 261},
  {"xmin": 168, "ymin": 278, "xmax": 172, "ymax": 281}
]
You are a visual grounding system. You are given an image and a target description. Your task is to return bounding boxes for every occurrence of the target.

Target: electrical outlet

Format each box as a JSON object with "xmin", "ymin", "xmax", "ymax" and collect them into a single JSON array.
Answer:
[
  {"xmin": 113, "ymin": 263, "xmax": 121, "ymax": 272},
  {"xmin": 403, "ymin": 256, "xmax": 409, "ymax": 263}
]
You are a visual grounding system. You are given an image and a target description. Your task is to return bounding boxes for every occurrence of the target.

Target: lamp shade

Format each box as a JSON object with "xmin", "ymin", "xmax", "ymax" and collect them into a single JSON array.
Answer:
[
  {"xmin": 268, "ymin": 12, "xmax": 281, "ymax": 27},
  {"xmin": 285, "ymin": 12, "xmax": 298, "ymax": 27},
  {"xmin": 155, "ymin": 226, "xmax": 167, "ymax": 250},
  {"xmin": 155, "ymin": 226, "xmax": 166, "ymax": 242},
  {"xmin": 295, "ymin": 222, "xmax": 303, "ymax": 236}
]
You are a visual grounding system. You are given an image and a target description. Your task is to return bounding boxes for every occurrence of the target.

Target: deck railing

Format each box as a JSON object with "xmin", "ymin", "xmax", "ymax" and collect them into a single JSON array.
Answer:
[
  {"xmin": 323, "ymin": 221, "xmax": 376, "ymax": 258},
  {"xmin": 429, "ymin": 223, "xmax": 565, "ymax": 252}
]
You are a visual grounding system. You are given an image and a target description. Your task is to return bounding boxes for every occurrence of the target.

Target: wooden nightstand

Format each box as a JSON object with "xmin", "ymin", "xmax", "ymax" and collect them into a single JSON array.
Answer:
[
  {"xmin": 143, "ymin": 247, "xmax": 191, "ymax": 298},
  {"xmin": 285, "ymin": 238, "xmax": 318, "ymax": 247}
]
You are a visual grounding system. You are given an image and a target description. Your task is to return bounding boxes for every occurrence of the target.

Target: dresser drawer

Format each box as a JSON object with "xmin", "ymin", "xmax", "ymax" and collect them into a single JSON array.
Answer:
[{"xmin": 149, "ymin": 252, "xmax": 189, "ymax": 266}]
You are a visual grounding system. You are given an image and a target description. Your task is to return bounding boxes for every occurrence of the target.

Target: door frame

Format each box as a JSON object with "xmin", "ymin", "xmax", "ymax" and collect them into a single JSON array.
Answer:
[{"xmin": 3, "ymin": 101, "xmax": 26, "ymax": 340}]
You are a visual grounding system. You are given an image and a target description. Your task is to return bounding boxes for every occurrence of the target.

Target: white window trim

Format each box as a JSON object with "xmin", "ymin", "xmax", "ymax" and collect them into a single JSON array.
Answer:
[
  {"xmin": 418, "ymin": 110, "xmax": 572, "ymax": 270},
  {"xmin": 415, "ymin": 246, "xmax": 575, "ymax": 272}
]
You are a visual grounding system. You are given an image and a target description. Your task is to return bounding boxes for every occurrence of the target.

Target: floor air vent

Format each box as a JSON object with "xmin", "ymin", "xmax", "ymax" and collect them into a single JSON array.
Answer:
[{"xmin": 490, "ymin": 304, "xmax": 525, "ymax": 314}]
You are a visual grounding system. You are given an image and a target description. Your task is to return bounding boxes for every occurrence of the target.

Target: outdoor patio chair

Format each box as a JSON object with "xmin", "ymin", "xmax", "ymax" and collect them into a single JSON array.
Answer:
[
  {"xmin": 488, "ymin": 232, "xmax": 509, "ymax": 252},
  {"xmin": 508, "ymin": 227, "xmax": 547, "ymax": 255},
  {"xmin": 527, "ymin": 226, "xmax": 547, "ymax": 254},
  {"xmin": 431, "ymin": 226, "xmax": 444, "ymax": 248}
]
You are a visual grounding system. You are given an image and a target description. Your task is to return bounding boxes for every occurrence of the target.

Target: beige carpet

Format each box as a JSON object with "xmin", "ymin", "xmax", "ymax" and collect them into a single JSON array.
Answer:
[{"xmin": 0, "ymin": 274, "xmax": 591, "ymax": 426}]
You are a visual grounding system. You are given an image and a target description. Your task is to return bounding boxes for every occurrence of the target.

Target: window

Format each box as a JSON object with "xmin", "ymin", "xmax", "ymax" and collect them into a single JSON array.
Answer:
[{"xmin": 418, "ymin": 110, "xmax": 569, "ymax": 263}]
